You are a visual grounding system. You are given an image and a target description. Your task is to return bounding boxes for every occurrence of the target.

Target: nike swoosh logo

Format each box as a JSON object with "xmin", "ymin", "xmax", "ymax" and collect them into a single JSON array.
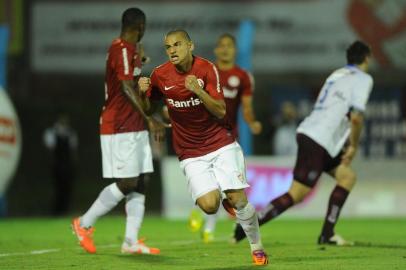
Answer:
[{"xmin": 164, "ymin": 86, "xmax": 175, "ymax": 90}]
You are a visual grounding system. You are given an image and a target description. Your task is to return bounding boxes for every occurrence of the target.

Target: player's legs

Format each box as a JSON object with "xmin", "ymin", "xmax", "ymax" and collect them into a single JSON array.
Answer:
[
  {"xmin": 210, "ymin": 142, "xmax": 268, "ymax": 265},
  {"xmin": 226, "ymin": 189, "xmax": 263, "ymax": 250},
  {"xmin": 233, "ymin": 134, "xmax": 324, "ymax": 243},
  {"xmin": 202, "ymin": 211, "xmax": 219, "ymax": 243},
  {"xmin": 319, "ymin": 163, "xmax": 356, "ymax": 245},
  {"xmin": 259, "ymin": 180, "xmax": 311, "ymax": 225}
]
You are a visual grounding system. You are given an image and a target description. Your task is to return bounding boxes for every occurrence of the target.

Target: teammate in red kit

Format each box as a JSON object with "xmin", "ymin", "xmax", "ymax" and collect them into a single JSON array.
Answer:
[
  {"xmin": 216, "ymin": 33, "xmax": 262, "ymax": 138},
  {"xmin": 189, "ymin": 33, "xmax": 262, "ymax": 243},
  {"xmin": 71, "ymin": 8, "xmax": 166, "ymax": 255},
  {"xmin": 137, "ymin": 29, "xmax": 268, "ymax": 266}
]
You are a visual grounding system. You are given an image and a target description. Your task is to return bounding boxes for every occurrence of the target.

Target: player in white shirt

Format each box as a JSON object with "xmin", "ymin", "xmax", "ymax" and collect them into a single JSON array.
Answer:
[{"xmin": 233, "ymin": 41, "xmax": 373, "ymax": 246}]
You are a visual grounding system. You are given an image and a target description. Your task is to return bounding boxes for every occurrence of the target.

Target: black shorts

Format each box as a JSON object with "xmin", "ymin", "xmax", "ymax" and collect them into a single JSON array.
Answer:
[{"xmin": 293, "ymin": 133, "xmax": 344, "ymax": 188}]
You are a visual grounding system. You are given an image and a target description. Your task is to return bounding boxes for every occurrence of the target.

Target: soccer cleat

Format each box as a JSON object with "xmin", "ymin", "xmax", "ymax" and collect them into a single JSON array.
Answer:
[
  {"xmin": 189, "ymin": 208, "xmax": 203, "ymax": 232},
  {"xmin": 71, "ymin": 217, "xmax": 96, "ymax": 254},
  {"xmin": 222, "ymin": 199, "xmax": 236, "ymax": 217},
  {"xmin": 121, "ymin": 239, "xmax": 160, "ymax": 255},
  {"xmin": 231, "ymin": 223, "xmax": 247, "ymax": 243},
  {"xmin": 318, "ymin": 234, "xmax": 354, "ymax": 246},
  {"xmin": 202, "ymin": 230, "xmax": 214, "ymax": 244},
  {"xmin": 252, "ymin": 250, "xmax": 269, "ymax": 265}
]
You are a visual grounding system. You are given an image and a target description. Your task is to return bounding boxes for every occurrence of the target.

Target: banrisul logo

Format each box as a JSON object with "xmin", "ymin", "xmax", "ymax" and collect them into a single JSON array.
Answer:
[{"xmin": 167, "ymin": 97, "xmax": 202, "ymax": 108}]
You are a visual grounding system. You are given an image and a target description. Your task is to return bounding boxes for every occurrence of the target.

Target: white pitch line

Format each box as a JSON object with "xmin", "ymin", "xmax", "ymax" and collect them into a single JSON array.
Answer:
[{"xmin": 0, "ymin": 237, "xmax": 229, "ymax": 258}]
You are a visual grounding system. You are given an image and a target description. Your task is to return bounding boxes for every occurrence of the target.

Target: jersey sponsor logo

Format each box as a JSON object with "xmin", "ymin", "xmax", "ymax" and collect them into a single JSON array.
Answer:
[
  {"xmin": 167, "ymin": 97, "xmax": 202, "ymax": 108},
  {"xmin": 223, "ymin": 87, "xmax": 238, "ymax": 99},
  {"xmin": 164, "ymin": 85, "xmax": 175, "ymax": 91},
  {"xmin": 228, "ymin": 75, "xmax": 240, "ymax": 87}
]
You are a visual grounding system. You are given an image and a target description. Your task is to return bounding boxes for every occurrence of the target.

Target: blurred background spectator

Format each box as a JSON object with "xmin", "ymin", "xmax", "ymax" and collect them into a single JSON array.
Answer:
[
  {"xmin": 43, "ymin": 113, "xmax": 78, "ymax": 216},
  {"xmin": 272, "ymin": 102, "xmax": 298, "ymax": 156}
]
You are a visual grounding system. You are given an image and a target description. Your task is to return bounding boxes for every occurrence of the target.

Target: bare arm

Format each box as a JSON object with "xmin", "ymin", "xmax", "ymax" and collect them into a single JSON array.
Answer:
[
  {"xmin": 342, "ymin": 111, "xmax": 364, "ymax": 165},
  {"xmin": 121, "ymin": 80, "xmax": 152, "ymax": 118},
  {"xmin": 185, "ymin": 75, "xmax": 226, "ymax": 119},
  {"xmin": 241, "ymin": 95, "xmax": 262, "ymax": 134},
  {"xmin": 121, "ymin": 79, "xmax": 170, "ymax": 141}
]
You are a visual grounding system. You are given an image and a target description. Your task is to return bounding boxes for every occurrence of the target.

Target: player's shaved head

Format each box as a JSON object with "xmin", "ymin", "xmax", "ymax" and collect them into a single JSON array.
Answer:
[
  {"xmin": 165, "ymin": 29, "xmax": 191, "ymax": 42},
  {"xmin": 346, "ymin": 41, "xmax": 371, "ymax": 65},
  {"xmin": 216, "ymin": 33, "xmax": 236, "ymax": 46},
  {"xmin": 121, "ymin": 7, "xmax": 145, "ymax": 31}
]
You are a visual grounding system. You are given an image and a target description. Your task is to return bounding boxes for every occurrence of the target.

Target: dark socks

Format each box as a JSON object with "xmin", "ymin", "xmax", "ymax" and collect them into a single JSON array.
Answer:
[
  {"xmin": 258, "ymin": 193, "xmax": 294, "ymax": 226},
  {"xmin": 321, "ymin": 185, "xmax": 350, "ymax": 238}
]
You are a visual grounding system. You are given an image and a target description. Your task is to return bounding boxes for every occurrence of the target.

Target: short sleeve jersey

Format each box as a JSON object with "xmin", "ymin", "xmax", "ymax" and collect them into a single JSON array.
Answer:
[
  {"xmin": 100, "ymin": 38, "xmax": 145, "ymax": 134},
  {"xmin": 297, "ymin": 65, "xmax": 373, "ymax": 157},
  {"xmin": 218, "ymin": 65, "xmax": 253, "ymax": 137},
  {"xmin": 148, "ymin": 56, "xmax": 235, "ymax": 160}
]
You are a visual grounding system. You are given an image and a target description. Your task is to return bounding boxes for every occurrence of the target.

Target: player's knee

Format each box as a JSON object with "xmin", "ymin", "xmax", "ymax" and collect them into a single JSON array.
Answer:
[
  {"xmin": 197, "ymin": 194, "xmax": 220, "ymax": 214},
  {"xmin": 226, "ymin": 191, "xmax": 247, "ymax": 209},
  {"xmin": 289, "ymin": 181, "xmax": 311, "ymax": 204},
  {"xmin": 116, "ymin": 178, "xmax": 139, "ymax": 195},
  {"xmin": 200, "ymin": 202, "xmax": 219, "ymax": 214},
  {"xmin": 337, "ymin": 169, "xmax": 357, "ymax": 190}
]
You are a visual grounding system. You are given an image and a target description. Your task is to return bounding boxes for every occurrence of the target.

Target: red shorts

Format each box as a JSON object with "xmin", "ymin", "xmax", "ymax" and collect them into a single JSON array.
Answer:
[{"xmin": 293, "ymin": 133, "xmax": 344, "ymax": 187}]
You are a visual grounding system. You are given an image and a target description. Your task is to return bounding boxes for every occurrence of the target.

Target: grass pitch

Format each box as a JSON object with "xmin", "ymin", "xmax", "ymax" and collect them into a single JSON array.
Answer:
[{"xmin": 0, "ymin": 216, "xmax": 405, "ymax": 269}]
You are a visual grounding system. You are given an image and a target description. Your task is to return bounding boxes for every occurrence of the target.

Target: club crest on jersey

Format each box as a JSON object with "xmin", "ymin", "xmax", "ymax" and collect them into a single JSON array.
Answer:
[
  {"xmin": 228, "ymin": 75, "xmax": 240, "ymax": 87},
  {"xmin": 133, "ymin": 67, "xmax": 141, "ymax": 76},
  {"xmin": 197, "ymin": 78, "xmax": 205, "ymax": 88},
  {"xmin": 167, "ymin": 97, "xmax": 202, "ymax": 108}
]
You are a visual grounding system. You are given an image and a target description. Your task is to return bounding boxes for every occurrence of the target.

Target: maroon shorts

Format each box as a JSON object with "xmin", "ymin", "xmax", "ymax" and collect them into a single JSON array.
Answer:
[{"xmin": 293, "ymin": 133, "xmax": 344, "ymax": 188}]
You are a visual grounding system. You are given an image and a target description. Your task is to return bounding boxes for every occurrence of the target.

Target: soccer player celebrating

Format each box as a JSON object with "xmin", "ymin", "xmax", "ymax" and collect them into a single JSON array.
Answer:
[
  {"xmin": 233, "ymin": 41, "xmax": 373, "ymax": 246},
  {"xmin": 189, "ymin": 33, "xmax": 262, "ymax": 243},
  {"xmin": 71, "ymin": 8, "xmax": 167, "ymax": 255},
  {"xmin": 138, "ymin": 29, "xmax": 268, "ymax": 266}
]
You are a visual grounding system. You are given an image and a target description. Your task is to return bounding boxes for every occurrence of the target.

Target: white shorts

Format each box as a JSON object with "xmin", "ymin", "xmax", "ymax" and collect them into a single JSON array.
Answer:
[
  {"xmin": 100, "ymin": 131, "xmax": 153, "ymax": 178},
  {"xmin": 179, "ymin": 141, "xmax": 249, "ymax": 202}
]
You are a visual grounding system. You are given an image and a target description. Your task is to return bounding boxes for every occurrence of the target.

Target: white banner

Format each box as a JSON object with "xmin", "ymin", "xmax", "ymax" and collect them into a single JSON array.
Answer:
[
  {"xmin": 0, "ymin": 87, "xmax": 22, "ymax": 195},
  {"xmin": 31, "ymin": 1, "xmax": 406, "ymax": 73}
]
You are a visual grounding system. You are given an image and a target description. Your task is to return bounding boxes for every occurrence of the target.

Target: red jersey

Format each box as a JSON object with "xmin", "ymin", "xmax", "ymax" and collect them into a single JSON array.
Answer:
[
  {"xmin": 217, "ymin": 65, "xmax": 253, "ymax": 137},
  {"xmin": 100, "ymin": 38, "xmax": 145, "ymax": 134},
  {"xmin": 148, "ymin": 56, "xmax": 235, "ymax": 160}
]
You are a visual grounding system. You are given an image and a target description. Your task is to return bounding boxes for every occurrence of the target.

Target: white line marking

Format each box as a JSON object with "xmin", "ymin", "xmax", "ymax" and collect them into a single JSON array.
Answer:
[{"xmin": 0, "ymin": 237, "xmax": 229, "ymax": 257}]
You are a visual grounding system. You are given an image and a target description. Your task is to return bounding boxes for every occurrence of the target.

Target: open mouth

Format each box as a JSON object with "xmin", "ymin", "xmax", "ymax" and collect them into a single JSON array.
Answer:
[{"xmin": 170, "ymin": 55, "xmax": 179, "ymax": 61}]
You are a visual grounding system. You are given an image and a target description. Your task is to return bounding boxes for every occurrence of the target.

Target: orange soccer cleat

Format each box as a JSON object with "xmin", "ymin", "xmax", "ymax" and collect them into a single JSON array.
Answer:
[
  {"xmin": 252, "ymin": 250, "xmax": 269, "ymax": 266},
  {"xmin": 71, "ymin": 217, "xmax": 96, "ymax": 254}
]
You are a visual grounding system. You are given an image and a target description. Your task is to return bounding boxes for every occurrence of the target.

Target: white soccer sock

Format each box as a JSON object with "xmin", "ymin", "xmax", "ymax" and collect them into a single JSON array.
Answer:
[
  {"xmin": 204, "ymin": 212, "xmax": 218, "ymax": 233},
  {"xmin": 81, "ymin": 183, "xmax": 125, "ymax": 228},
  {"xmin": 235, "ymin": 202, "xmax": 263, "ymax": 252},
  {"xmin": 124, "ymin": 192, "xmax": 145, "ymax": 245}
]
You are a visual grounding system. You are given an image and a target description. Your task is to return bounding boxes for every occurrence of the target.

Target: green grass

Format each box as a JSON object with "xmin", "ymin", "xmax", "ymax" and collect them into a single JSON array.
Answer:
[{"xmin": 0, "ymin": 217, "xmax": 405, "ymax": 269}]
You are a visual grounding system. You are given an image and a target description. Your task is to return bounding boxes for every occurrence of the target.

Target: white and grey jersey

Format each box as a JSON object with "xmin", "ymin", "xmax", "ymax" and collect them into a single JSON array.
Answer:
[{"xmin": 297, "ymin": 65, "xmax": 373, "ymax": 157}]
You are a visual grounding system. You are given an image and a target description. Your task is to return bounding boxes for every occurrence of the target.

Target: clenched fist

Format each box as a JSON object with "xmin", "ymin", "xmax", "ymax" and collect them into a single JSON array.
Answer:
[
  {"xmin": 185, "ymin": 75, "xmax": 201, "ymax": 94},
  {"xmin": 138, "ymin": 77, "xmax": 151, "ymax": 94}
]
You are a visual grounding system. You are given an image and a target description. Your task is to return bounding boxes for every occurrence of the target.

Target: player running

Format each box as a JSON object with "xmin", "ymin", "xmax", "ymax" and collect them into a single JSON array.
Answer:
[
  {"xmin": 233, "ymin": 40, "xmax": 374, "ymax": 246},
  {"xmin": 189, "ymin": 33, "xmax": 262, "ymax": 243},
  {"xmin": 71, "ymin": 8, "xmax": 167, "ymax": 255},
  {"xmin": 137, "ymin": 29, "xmax": 268, "ymax": 266}
]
